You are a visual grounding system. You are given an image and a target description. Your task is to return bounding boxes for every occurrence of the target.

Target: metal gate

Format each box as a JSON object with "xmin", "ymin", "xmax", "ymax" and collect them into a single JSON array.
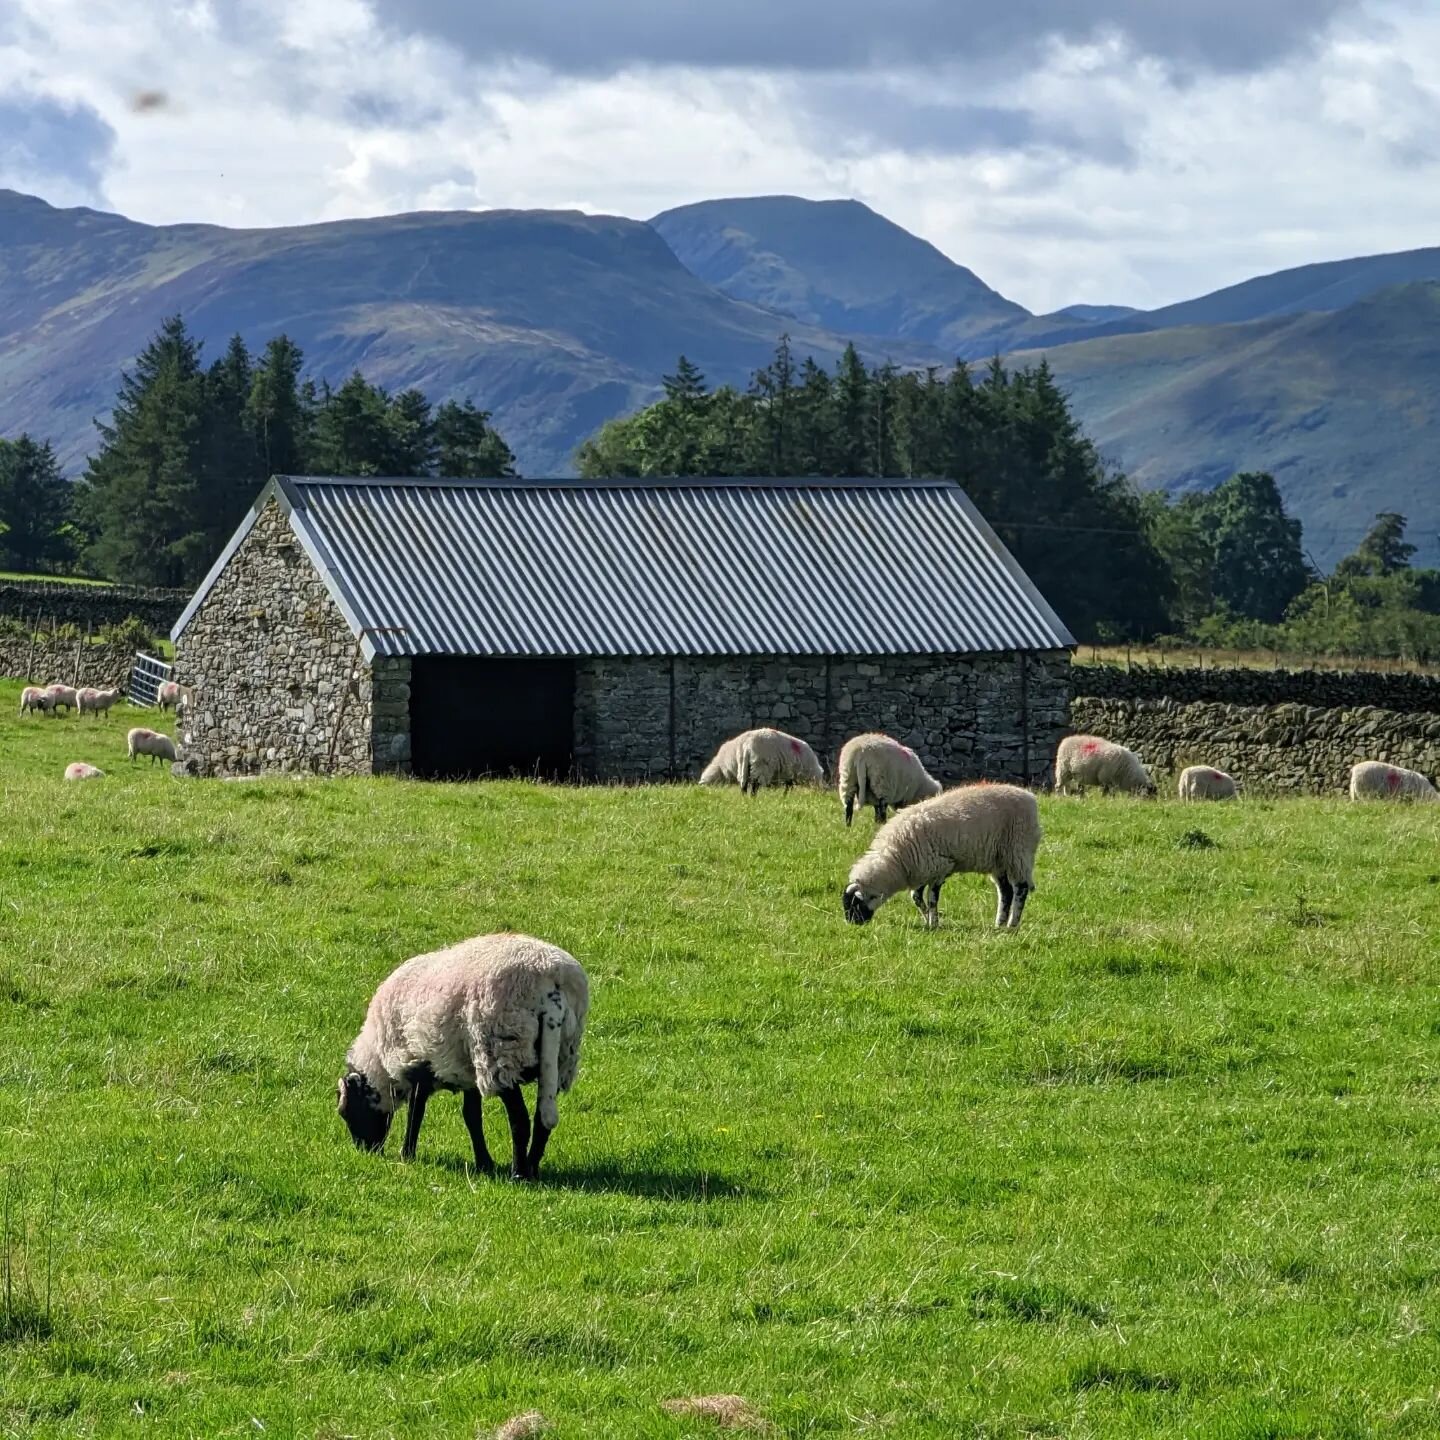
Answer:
[{"xmin": 128, "ymin": 652, "xmax": 172, "ymax": 708}]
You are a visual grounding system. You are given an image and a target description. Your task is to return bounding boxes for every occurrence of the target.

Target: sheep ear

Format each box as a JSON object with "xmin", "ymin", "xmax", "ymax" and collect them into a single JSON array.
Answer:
[{"xmin": 337, "ymin": 1076, "xmax": 350, "ymax": 1114}]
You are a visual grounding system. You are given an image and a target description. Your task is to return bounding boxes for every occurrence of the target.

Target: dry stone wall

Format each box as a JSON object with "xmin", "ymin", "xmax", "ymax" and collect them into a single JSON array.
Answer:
[
  {"xmin": 575, "ymin": 650, "xmax": 1072, "ymax": 786},
  {"xmin": 0, "ymin": 580, "xmax": 185, "ymax": 636},
  {"xmin": 1075, "ymin": 662, "xmax": 1440, "ymax": 713},
  {"xmin": 1072, "ymin": 696, "xmax": 1440, "ymax": 795},
  {"xmin": 173, "ymin": 499, "xmax": 408, "ymax": 777},
  {"xmin": 0, "ymin": 636, "xmax": 134, "ymax": 690}
]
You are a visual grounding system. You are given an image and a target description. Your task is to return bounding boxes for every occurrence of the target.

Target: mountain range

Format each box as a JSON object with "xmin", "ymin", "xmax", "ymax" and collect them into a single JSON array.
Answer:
[{"xmin": 2, "ymin": 186, "xmax": 1439, "ymax": 567}]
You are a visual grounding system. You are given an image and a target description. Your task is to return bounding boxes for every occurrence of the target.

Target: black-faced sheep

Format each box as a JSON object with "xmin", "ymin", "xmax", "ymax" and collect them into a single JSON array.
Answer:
[
  {"xmin": 19, "ymin": 687, "xmax": 55, "ymax": 717},
  {"xmin": 836, "ymin": 732, "xmax": 942, "ymax": 825},
  {"xmin": 339, "ymin": 933, "xmax": 589, "ymax": 1181},
  {"xmin": 843, "ymin": 782, "xmax": 1041, "ymax": 930}
]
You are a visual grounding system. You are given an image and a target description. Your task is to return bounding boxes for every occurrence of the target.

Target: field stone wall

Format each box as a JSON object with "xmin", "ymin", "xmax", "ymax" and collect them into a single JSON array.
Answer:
[
  {"xmin": 1072, "ymin": 697, "xmax": 1440, "ymax": 795},
  {"xmin": 0, "ymin": 636, "xmax": 135, "ymax": 690},
  {"xmin": 575, "ymin": 650, "xmax": 1072, "ymax": 786},
  {"xmin": 1075, "ymin": 662, "xmax": 1440, "ymax": 713},
  {"xmin": 0, "ymin": 581, "xmax": 185, "ymax": 637},
  {"xmin": 173, "ymin": 498, "xmax": 410, "ymax": 777}
]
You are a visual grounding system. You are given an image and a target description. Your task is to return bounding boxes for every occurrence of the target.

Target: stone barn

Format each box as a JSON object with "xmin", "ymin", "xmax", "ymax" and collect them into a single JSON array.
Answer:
[{"xmin": 171, "ymin": 475, "xmax": 1075, "ymax": 781}]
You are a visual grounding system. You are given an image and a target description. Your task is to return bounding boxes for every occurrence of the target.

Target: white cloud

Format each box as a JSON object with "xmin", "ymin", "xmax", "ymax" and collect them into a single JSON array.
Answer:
[{"xmin": 1, "ymin": 0, "xmax": 1437, "ymax": 312}]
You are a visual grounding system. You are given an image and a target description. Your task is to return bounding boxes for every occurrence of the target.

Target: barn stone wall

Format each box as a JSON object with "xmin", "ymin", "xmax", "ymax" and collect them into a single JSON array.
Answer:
[
  {"xmin": 173, "ymin": 499, "xmax": 411, "ymax": 777},
  {"xmin": 574, "ymin": 650, "xmax": 1072, "ymax": 785}
]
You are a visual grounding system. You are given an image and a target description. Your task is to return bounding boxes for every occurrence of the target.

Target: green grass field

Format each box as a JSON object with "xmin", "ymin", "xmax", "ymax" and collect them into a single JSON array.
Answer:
[{"xmin": 3, "ymin": 680, "xmax": 1439, "ymax": 1438}]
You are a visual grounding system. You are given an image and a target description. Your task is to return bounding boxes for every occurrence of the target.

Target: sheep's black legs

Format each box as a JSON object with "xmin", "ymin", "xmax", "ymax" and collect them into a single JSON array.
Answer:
[
  {"xmin": 402, "ymin": 1073, "xmax": 433, "ymax": 1160},
  {"xmin": 461, "ymin": 1089, "xmax": 495, "ymax": 1174},
  {"xmin": 527, "ymin": 1119, "xmax": 553, "ymax": 1178},
  {"xmin": 993, "ymin": 874, "xmax": 1015, "ymax": 928},
  {"xmin": 912, "ymin": 884, "xmax": 941, "ymax": 928},
  {"xmin": 499, "ymin": 1085, "xmax": 533, "ymax": 1179},
  {"xmin": 874, "ymin": 802, "xmax": 888, "ymax": 825},
  {"xmin": 1008, "ymin": 879, "xmax": 1031, "ymax": 929},
  {"xmin": 844, "ymin": 797, "xmax": 855, "ymax": 826}
]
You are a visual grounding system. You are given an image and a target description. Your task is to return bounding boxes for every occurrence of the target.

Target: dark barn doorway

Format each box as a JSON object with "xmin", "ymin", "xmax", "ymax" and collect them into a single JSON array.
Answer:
[{"xmin": 410, "ymin": 658, "xmax": 575, "ymax": 780}]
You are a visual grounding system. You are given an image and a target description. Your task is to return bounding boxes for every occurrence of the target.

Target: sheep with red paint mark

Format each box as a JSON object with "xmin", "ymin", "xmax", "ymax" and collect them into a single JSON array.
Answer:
[
  {"xmin": 1178, "ymin": 765, "xmax": 1238, "ymax": 801},
  {"xmin": 699, "ymin": 728, "xmax": 823, "ymax": 794},
  {"xmin": 19, "ymin": 686, "xmax": 56, "ymax": 717},
  {"xmin": 1348, "ymin": 761, "xmax": 1439, "ymax": 802},
  {"xmin": 1054, "ymin": 734, "xmax": 1154, "ymax": 796},
  {"xmin": 836, "ymin": 731, "xmax": 942, "ymax": 826}
]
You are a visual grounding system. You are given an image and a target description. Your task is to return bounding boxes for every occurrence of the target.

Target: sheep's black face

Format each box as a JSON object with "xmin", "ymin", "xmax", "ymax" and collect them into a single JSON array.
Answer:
[
  {"xmin": 843, "ymin": 883, "xmax": 878, "ymax": 925},
  {"xmin": 338, "ymin": 1072, "xmax": 392, "ymax": 1152}
]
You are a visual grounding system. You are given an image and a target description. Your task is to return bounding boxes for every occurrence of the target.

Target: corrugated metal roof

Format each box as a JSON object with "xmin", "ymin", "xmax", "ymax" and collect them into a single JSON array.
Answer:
[{"xmin": 174, "ymin": 475, "xmax": 1074, "ymax": 659}]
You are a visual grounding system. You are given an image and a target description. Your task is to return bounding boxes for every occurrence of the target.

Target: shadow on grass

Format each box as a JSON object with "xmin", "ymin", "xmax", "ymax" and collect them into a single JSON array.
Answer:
[{"xmin": 431, "ymin": 1154, "xmax": 753, "ymax": 1200}]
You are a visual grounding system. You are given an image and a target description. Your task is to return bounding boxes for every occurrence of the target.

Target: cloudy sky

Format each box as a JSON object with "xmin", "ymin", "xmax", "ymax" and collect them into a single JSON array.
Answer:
[{"xmin": 1, "ymin": 0, "xmax": 1436, "ymax": 312}]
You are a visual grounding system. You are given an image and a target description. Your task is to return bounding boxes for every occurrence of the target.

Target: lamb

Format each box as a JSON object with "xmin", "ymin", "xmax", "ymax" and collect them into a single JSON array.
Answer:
[
  {"xmin": 699, "ymin": 727, "xmax": 824, "ymax": 794},
  {"xmin": 45, "ymin": 684, "xmax": 79, "ymax": 714},
  {"xmin": 19, "ymin": 686, "xmax": 55, "ymax": 717},
  {"xmin": 1178, "ymin": 765, "xmax": 1238, "ymax": 801},
  {"xmin": 63, "ymin": 762, "xmax": 105, "ymax": 781},
  {"xmin": 837, "ymin": 732, "xmax": 942, "ymax": 825},
  {"xmin": 157, "ymin": 680, "xmax": 192, "ymax": 713},
  {"xmin": 843, "ymin": 782, "xmax": 1041, "ymax": 931},
  {"xmin": 338, "ymin": 933, "xmax": 589, "ymax": 1181},
  {"xmin": 1054, "ymin": 734, "xmax": 1155, "ymax": 796},
  {"xmin": 1348, "ymin": 760, "xmax": 1440, "ymax": 802},
  {"xmin": 127, "ymin": 728, "xmax": 178, "ymax": 765},
  {"xmin": 77, "ymin": 686, "xmax": 124, "ymax": 718}
]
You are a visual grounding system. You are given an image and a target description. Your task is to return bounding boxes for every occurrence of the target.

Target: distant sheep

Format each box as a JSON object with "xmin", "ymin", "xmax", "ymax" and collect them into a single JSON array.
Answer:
[
  {"xmin": 19, "ymin": 686, "xmax": 55, "ymax": 717},
  {"xmin": 1178, "ymin": 765, "xmax": 1238, "ymax": 801},
  {"xmin": 77, "ymin": 686, "xmax": 124, "ymax": 718},
  {"xmin": 843, "ymin": 782, "xmax": 1041, "ymax": 931},
  {"xmin": 837, "ymin": 732, "xmax": 942, "ymax": 825},
  {"xmin": 45, "ymin": 684, "xmax": 79, "ymax": 714},
  {"xmin": 127, "ymin": 728, "xmax": 177, "ymax": 765},
  {"xmin": 1349, "ymin": 760, "xmax": 1439, "ymax": 802},
  {"xmin": 1054, "ymin": 735, "xmax": 1154, "ymax": 796},
  {"xmin": 339, "ymin": 932, "xmax": 589, "ymax": 1180},
  {"xmin": 700, "ymin": 728, "xmax": 823, "ymax": 794},
  {"xmin": 63, "ymin": 762, "xmax": 105, "ymax": 781},
  {"xmin": 157, "ymin": 681, "xmax": 192, "ymax": 713}
]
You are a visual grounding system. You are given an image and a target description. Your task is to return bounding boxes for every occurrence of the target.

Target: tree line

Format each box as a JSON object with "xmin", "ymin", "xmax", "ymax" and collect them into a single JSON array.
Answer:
[
  {"xmin": 2, "ymin": 316, "xmax": 515, "ymax": 588},
  {"xmin": 578, "ymin": 340, "xmax": 1440, "ymax": 656},
  {"xmin": 7, "ymin": 322, "xmax": 1440, "ymax": 657}
]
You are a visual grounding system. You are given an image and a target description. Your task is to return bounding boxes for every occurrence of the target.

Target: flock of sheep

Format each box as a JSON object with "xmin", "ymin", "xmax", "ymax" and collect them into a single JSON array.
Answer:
[
  {"xmin": 18, "ymin": 676, "xmax": 1435, "ymax": 1179},
  {"xmin": 20, "ymin": 677, "xmax": 189, "ymax": 779},
  {"xmin": 342, "ymin": 721, "xmax": 1434, "ymax": 1179}
]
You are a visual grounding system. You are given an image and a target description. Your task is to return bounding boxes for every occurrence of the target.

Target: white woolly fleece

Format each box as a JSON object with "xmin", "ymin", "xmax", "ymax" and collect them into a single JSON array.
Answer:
[
  {"xmin": 347, "ymin": 933, "xmax": 589, "ymax": 1130},
  {"xmin": 1349, "ymin": 760, "xmax": 1439, "ymax": 802},
  {"xmin": 837, "ymin": 732, "xmax": 941, "ymax": 819},
  {"xmin": 1054, "ymin": 735, "xmax": 1152, "ymax": 795}
]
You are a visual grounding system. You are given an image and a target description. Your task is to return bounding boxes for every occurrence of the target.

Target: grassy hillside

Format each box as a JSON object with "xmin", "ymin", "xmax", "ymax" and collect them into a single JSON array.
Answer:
[
  {"xmin": 651, "ymin": 196, "xmax": 1029, "ymax": 353},
  {"xmin": 1027, "ymin": 282, "xmax": 1440, "ymax": 567},
  {"xmin": 0, "ymin": 190, "xmax": 935, "ymax": 480},
  {"xmin": 4, "ymin": 682, "xmax": 1440, "ymax": 1436}
]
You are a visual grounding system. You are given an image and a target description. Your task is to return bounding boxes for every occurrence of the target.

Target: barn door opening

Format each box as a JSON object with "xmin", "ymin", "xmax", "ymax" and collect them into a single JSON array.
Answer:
[{"xmin": 410, "ymin": 658, "xmax": 575, "ymax": 780}]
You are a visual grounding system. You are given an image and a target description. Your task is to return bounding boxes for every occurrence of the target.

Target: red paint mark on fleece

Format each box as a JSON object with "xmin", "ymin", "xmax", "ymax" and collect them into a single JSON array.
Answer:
[
  {"xmin": 1388, "ymin": 768, "xmax": 1402, "ymax": 792},
  {"xmin": 1081, "ymin": 740, "xmax": 1100, "ymax": 756},
  {"xmin": 790, "ymin": 739, "xmax": 802, "ymax": 754}
]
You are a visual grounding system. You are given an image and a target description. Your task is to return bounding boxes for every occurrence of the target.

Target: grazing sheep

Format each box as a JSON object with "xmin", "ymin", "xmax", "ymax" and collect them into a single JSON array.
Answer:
[
  {"xmin": 837, "ymin": 732, "xmax": 942, "ymax": 825},
  {"xmin": 1348, "ymin": 760, "xmax": 1440, "ymax": 802},
  {"xmin": 1178, "ymin": 765, "xmax": 1238, "ymax": 801},
  {"xmin": 19, "ymin": 686, "xmax": 56, "ymax": 717},
  {"xmin": 63, "ymin": 762, "xmax": 105, "ymax": 781},
  {"xmin": 339, "ymin": 933, "xmax": 589, "ymax": 1180},
  {"xmin": 45, "ymin": 684, "xmax": 79, "ymax": 714},
  {"xmin": 1054, "ymin": 734, "xmax": 1155, "ymax": 796},
  {"xmin": 843, "ymin": 783, "xmax": 1041, "ymax": 931},
  {"xmin": 77, "ymin": 686, "xmax": 124, "ymax": 718},
  {"xmin": 127, "ymin": 728, "xmax": 177, "ymax": 765},
  {"xmin": 700, "ymin": 728, "xmax": 823, "ymax": 794},
  {"xmin": 157, "ymin": 680, "xmax": 193, "ymax": 713}
]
